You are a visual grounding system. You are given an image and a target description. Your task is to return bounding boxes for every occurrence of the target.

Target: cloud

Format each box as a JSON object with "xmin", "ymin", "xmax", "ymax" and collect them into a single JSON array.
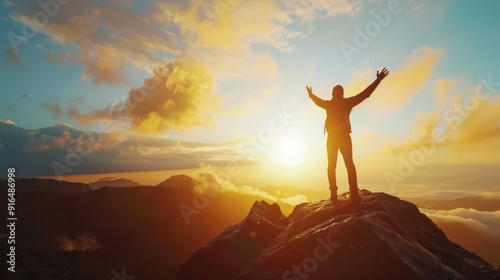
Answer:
[
  {"xmin": 385, "ymin": 83, "xmax": 500, "ymax": 163},
  {"xmin": 192, "ymin": 164, "xmax": 277, "ymax": 201},
  {"xmin": 68, "ymin": 96, "xmax": 84, "ymax": 107},
  {"xmin": 58, "ymin": 233, "xmax": 101, "ymax": 252},
  {"xmin": 433, "ymin": 77, "xmax": 465, "ymax": 107},
  {"xmin": 350, "ymin": 68, "xmax": 500, "ymax": 190},
  {"xmin": 24, "ymin": 130, "xmax": 70, "ymax": 152},
  {"xmin": 7, "ymin": 0, "xmax": 182, "ymax": 83},
  {"xmin": 0, "ymin": 120, "xmax": 17, "ymax": 126},
  {"xmin": 345, "ymin": 46, "xmax": 443, "ymax": 114},
  {"xmin": 4, "ymin": 47, "xmax": 21, "ymax": 68},
  {"xmin": 0, "ymin": 120, "xmax": 25, "ymax": 169},
  {"xmin": 283, "ymin": 0, "xmax": 362, "ymax": 21},
  {"xmin": 0, "ymin": 122, "xmax": 252, "ymax": 177},
  {"xmin": 422, "ymin": 208, "xmax": 500, "ymax": 238},
  {"xmin": 69, "ymin": 59, "xmax": 219, "ymax": 133},
  {"xmin": 154, "ymin": 0, "xmax": 312, "ymax": 52},
  {"xmin": 7, "ymin": 0, "xmax": 362, "ymax": 83},
  {"xmin": 5, "ymin": 104, "xmax": 16, "ymax": 112},
  {"xmin": 280, "ymin": 194, "xmax": 308, "ymax": 205},
  {"xmin": 394, "ymin": 189, "xmax": 488, "ymax": 201},
  {"xmin": 247, "ymin": 53, "xmax": 281, "ymax": 81},
  {"xmin": 80, "ymin": 46, "xmax": 127, "ymax": 84},
  {"xmin": 42, "ymin": 102, "xmax": 63, "ymax": 117}
]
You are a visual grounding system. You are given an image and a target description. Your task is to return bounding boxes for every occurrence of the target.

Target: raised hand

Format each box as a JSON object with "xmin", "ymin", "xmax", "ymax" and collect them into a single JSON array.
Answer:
[
  {"xmin": 376, "ymin": 67, "xmax": 389, "ymax": 81},
  {"xmin": 306, "ymin": 86, "xmax": 313, "ymax": 95}
]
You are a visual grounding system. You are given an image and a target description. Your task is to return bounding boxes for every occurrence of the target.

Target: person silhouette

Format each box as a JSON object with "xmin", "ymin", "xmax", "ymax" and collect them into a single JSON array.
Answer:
[{"xmin": 307, "ymin": 68, "xmax": 389, "ymax": 202}]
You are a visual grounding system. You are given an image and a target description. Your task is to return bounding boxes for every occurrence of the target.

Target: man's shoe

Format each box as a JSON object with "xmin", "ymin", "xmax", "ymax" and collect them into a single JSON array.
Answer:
[{"xmin": 350, "ymin": 191, "xmax": 361, "ymax": 203}]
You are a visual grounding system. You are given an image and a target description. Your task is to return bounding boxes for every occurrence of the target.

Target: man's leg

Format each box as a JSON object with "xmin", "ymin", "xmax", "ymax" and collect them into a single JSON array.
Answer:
[
  {"xmin": 339, "ymin": 134, "xmax": 360, "ymax": 201},
  {"xmin": 327, "ymin": 134, "xmax": 339, "ymax": 201}
]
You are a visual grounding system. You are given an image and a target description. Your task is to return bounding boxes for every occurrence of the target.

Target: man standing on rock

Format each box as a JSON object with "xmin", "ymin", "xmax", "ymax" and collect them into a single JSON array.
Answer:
[{"xmin": 307, "ymin": 68, "xmax": 389, "ymax": 202}]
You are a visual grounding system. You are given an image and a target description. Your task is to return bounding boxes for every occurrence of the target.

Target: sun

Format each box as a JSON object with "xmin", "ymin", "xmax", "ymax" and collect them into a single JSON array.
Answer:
[{"xmin": 270, "ymin": 132, "xmax": 307, "ymax": 167}]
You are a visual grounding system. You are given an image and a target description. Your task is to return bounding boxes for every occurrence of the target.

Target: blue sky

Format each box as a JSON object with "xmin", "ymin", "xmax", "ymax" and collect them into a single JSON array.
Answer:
[{"xmin": 0, "ymin": 0, "xmax": 499, "ymax": 192}]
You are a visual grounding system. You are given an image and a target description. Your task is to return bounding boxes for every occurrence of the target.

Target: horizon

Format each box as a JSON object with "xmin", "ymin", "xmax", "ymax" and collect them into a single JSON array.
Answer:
[{"xmin": 36, "ymin": 171, "xmax": 500, "ymax": 203}]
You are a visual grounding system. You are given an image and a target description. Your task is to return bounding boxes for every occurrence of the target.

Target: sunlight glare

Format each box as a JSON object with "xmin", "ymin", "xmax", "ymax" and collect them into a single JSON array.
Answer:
[{"xmin": 271, "ymin": 132, "xmax": 307, "ymax": 167}]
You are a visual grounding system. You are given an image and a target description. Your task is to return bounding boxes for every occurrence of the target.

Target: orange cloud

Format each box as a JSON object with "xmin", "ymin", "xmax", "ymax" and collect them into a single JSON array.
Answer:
[
  {"xmin": 156, "ymin": 0, "xmax": 359, "ymax": 53},
  {"xmin": 8, "ymin": 0, "xmax": 363, "ymax": 83},
  {"xmin": 386, "ymin": 90, "xmax": 500, "ymax": 164},
  {"xmin": 8, "ymin": 1, "xmax": 181, "ymax": 83},
  {"xmin": 342, "ymin": 72, "xmax": 500, "ymax": 191},
  {"xmin": 249, "ymin": 53, "xmax": 281, "ymax": 80},
  {"xmin": 433, "ymin": 77, "xmax": 465, "ymax": 107},
  {"xmin": 355, "ymin": 77, "xmax": 500, "ymax": 183},
  {"xmin": 42, "ymin": 102, "xmax": 63, "ymax": 118},
  {"xmin": 69, "ymin": 59, "xmax": 219, "ymax": 134},
  {"xmin": 58, "ymin": 233, "xmax": 102, "ymax": 252},
  {"xmin": 345, "ymin": 46, "xmax": 443, "ymax": 114}
]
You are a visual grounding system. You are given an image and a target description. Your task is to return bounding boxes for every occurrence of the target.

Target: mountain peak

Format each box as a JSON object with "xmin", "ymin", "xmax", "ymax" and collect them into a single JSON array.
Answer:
[
  {"xmin": 247, "ymin": 200, "xmax": 287, "ymax": 225},
  {"xmin": 157, "ymin": 174, "xmax": 197, "ymax": 189},
  {"xmin": 178, "ymin": 190, "xmax": 500, "ymax": 280}
]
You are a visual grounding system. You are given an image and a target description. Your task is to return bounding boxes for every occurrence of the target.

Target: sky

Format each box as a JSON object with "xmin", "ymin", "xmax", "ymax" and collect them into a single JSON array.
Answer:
[{"xmin": 0, "ymin": 0, "xmax": 499, "ymax": 194}]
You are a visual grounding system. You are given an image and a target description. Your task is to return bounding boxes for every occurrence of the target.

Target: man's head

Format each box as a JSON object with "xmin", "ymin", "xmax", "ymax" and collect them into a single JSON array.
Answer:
[{"xmin": 331, "ymin": 85, "xmax": 344, "ymax": 99}]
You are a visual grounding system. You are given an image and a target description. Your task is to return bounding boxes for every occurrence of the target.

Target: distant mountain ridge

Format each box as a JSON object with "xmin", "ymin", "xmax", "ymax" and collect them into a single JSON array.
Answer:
[
  {"xmin": 89, "ymin": 178, "xmax": 142, "ymax": 189},
  {"xmin": 0, "ymin": 177, "xmax": 91, "ymax": 195}
]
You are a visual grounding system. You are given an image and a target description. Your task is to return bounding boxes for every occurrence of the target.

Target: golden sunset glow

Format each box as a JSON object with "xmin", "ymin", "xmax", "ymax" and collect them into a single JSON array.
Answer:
[
  {"xmin": 271, "ymin": 132, "xmax": 307, "ymax": 167},
  {"xmin": 2, "ymin": 2, "xmax": 500, "ymax": 278}
]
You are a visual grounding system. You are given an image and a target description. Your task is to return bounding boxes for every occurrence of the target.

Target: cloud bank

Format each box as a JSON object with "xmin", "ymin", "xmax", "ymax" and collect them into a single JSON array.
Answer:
[
  {"xmin": 68, "ymin": 59, "xmax": 220, "ymax": 134},
  {"xmin": 422, "ymin": 208, "xmax": 500, "ymax": 238}
]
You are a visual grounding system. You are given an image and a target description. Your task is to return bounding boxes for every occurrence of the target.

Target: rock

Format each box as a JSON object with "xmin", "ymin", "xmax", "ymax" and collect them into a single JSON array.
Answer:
[{"xmin": 177, "ymin": 190, "xmax": 500, "ymax": 280}]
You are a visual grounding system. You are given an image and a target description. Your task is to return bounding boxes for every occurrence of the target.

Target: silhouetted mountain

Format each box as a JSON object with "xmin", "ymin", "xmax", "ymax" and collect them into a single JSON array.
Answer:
[
  {"xmin": 157, "ymin": 174, "xmax": 196, "ymax": 189},
  {"xmin": 0, "ymin": 175, "xmax": 280, "ymax": 280},
  {"xmin": 178, "ymin": 190, "xmax": 500, "ymax": 280},
  {"xmin": 89, "ymin": 178, "xmax": 142, "ymax": 189},
  {"xmin": 380, "ymin": 195, "xmax": 500, "ymax": 268},
  {"xmin": 436, "ymin": 221, "xmax": 500, "ymax": 267},
  {"xmin": 0, "ymin": 178, "xmax": 91, "ymax": 195}
]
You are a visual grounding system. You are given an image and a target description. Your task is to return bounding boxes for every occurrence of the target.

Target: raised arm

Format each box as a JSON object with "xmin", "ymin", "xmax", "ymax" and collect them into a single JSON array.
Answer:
[
  {"xmin": 348, "ymin": 67, "xmax": 389, "ymax": 107},
  {"xmin": 306, "ymin": 86, "xmax": 328, "ymax": 109}
]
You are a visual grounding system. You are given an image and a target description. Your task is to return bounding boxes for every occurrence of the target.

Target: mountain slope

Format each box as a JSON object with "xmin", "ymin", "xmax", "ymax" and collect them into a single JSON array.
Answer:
[
  {"xmin": 0, "ymin": 175, "xmax": 280, "ymax": 280},
  {"xmin": 436, "ymin": 221, "xmax": 500, "ymax": 267},
  {"xmin": 178, "ymin": 190, "xmax": 500, "ymax": 280}
]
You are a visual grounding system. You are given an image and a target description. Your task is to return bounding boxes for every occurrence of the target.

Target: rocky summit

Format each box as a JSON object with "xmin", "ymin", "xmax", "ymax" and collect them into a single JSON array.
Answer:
[{"xmin": 178, "ymin": 190, "xmax": 500, "ymax": 280}]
